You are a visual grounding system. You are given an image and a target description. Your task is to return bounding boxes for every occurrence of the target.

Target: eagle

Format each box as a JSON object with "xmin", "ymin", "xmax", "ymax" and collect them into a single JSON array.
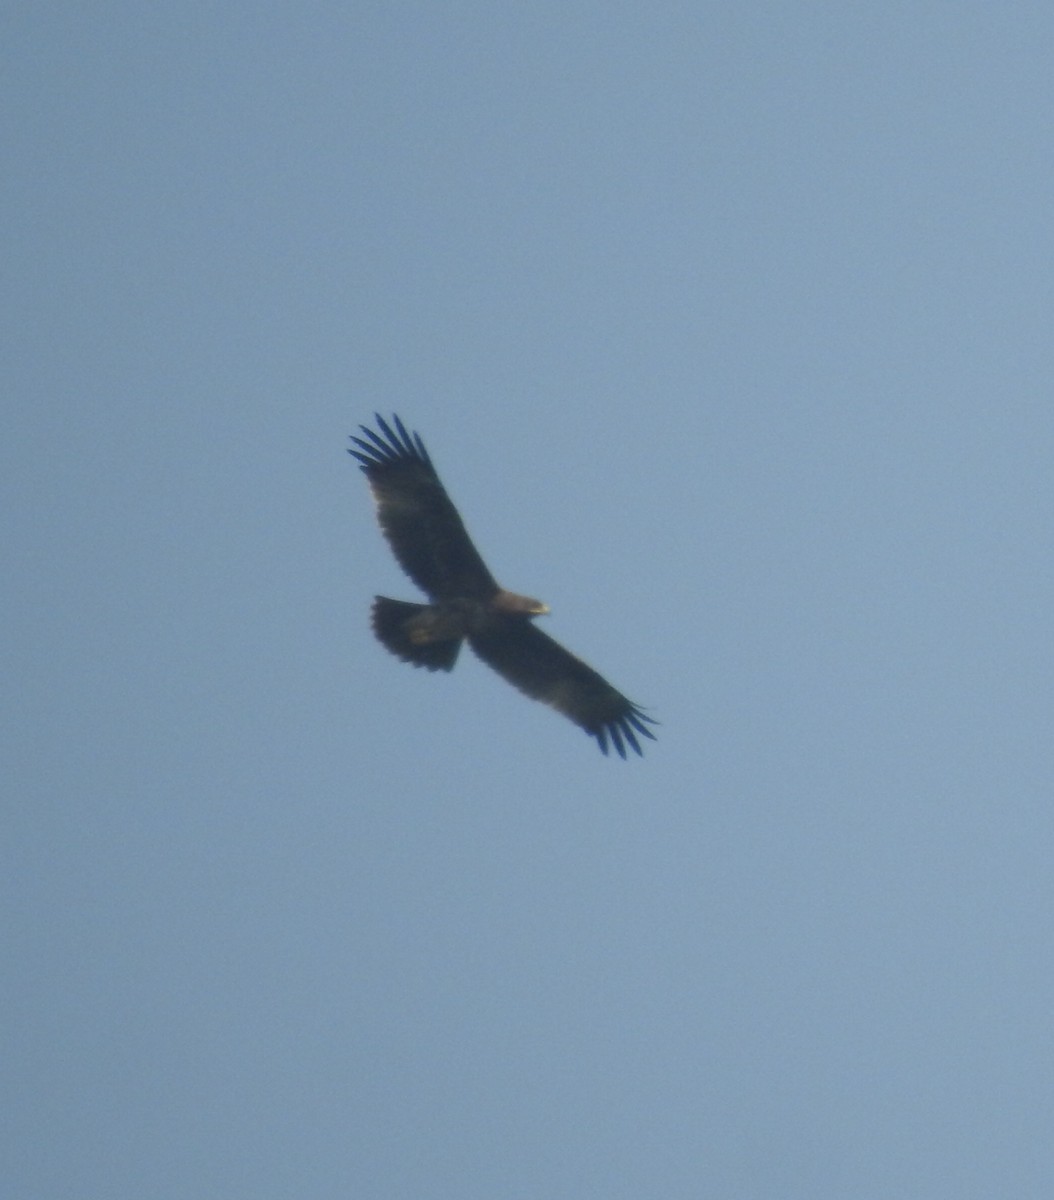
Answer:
[{"xmin": 349, "ymin": 414, "xmax": 657, "ymax": 758}]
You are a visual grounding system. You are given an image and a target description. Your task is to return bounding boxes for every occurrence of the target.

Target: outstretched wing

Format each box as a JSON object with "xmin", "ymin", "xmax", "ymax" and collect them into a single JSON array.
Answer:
[
  {"xmin": 468, "ymin": 621, "xmax": 657, "ymax": 758},
  {"xmin": 349, "ymin": 414, "xmax": 498, "ymax": 601}
]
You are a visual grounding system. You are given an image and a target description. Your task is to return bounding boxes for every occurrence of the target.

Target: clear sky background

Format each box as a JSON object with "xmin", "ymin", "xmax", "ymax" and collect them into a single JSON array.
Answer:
[{"xmin": 6, "ymin": 5, "xmax": 1054, "ymax": 1197}]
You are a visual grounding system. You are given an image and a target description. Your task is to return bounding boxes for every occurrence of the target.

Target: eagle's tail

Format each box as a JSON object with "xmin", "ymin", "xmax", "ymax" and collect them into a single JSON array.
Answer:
[{"xmin": 370, "ymin": 597, "xmax": 462, "ymax": 672}]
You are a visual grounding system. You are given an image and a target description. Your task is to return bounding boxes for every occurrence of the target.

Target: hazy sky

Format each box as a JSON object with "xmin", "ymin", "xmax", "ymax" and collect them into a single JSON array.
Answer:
[{"xmin": 6, "ymin": 5, "xmax": 1054, "ymax": 1197}]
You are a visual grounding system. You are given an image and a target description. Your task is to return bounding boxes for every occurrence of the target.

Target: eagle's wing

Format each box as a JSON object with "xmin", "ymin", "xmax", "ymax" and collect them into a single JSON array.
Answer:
[
  {"xmin": 349, "ymin": 414, "xmax": 498, "ymax": 601},
  {"xmin": 468, "ymin": 620, "xmax": 657, "ymax": 758}
]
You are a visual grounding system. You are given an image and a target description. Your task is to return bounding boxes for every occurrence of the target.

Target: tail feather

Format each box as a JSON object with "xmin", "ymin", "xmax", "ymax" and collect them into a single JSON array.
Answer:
[{"xmin": 370, "ymin": 597, "xmax": 462, "ymax": 672}]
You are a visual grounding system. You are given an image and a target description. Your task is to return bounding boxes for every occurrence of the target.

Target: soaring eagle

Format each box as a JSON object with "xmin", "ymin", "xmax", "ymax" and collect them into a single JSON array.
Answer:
[{"xmin": 349, "ymin": 415, "xmax": 657, "ymax": 758}]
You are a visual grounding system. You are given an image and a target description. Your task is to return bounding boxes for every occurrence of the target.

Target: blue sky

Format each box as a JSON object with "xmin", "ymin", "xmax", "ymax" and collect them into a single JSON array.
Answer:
[{"xmin": 6, "ymin": 4, "xmax": 1054, "ymax": 1196}]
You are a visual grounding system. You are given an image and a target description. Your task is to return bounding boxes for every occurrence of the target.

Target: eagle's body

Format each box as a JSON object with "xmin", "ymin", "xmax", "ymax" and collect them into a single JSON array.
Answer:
[{"xmin": 349, "ymin": 415, "xmax": 656, "ymax": 758}]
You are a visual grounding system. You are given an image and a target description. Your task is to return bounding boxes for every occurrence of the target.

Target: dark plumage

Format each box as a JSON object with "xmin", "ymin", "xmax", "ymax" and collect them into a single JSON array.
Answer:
[{"xmin": 349, "ymin": 414, "xmax": 657, "ymax": 758}]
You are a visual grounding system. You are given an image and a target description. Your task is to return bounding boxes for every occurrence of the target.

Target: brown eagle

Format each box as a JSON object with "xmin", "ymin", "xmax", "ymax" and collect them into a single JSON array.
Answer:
[{"xmin": 349, "ymin": 414, "xmax": 657, "ymax": 758}]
